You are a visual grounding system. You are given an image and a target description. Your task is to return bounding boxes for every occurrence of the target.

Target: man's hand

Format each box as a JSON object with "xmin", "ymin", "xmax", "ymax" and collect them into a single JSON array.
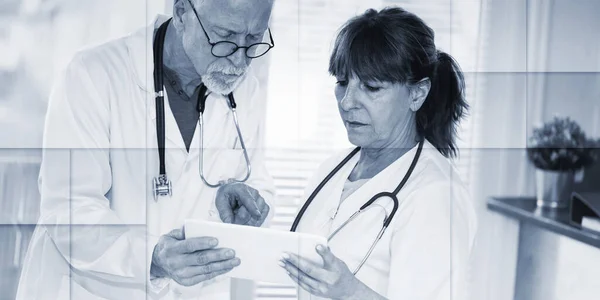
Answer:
[
  {"xmin": 215, "ymin": 183, "xmax": 269, "ymax": 226},
  {"xmin": 150, "ymin": 229, "xmax": 241, "ymax": 286}
]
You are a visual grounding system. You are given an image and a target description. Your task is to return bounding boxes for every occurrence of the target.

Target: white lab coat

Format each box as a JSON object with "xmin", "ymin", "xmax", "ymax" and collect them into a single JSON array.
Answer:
[
  {"xmin": 16, "ymin": 15, "xmax": 275, "ymax": 300},
  {"xmin": 295, "ymin": 140, "xmax": 477, "ymax": 300}
]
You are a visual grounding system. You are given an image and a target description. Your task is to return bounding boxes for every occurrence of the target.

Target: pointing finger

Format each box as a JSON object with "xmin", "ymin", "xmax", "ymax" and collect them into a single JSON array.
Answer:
[
  {"xmin": 259, "ymin": 198, "xmax": 270, "ymax": 223},
  {"xmin": 255, "ymin": 194, "xmax": 266, "ymax": 210},
  {"xmin": 246, "ymin": 198, "xmax": 269, "ymax": 227},
  {"xmin": 246, "ymin": 211, "xmax": 264, "ymax": 227},
  {"xmin": 236, "ymin": 184, "xmax": 261, "ymax": 219}
]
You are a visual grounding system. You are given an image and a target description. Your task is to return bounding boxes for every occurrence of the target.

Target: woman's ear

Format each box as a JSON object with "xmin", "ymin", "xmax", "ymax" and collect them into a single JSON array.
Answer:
[
  {"xmin": 172, "ymin": 0, "xmax": 187, "ymax": 31},
  {"xmin": 409, "ymin": 78, "xmax": 431, "ymax": 112}
]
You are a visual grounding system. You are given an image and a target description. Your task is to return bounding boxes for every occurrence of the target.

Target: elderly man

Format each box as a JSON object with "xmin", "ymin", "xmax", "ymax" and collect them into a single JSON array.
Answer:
[{"xmin": 16, "ymin": 0, "xmax": 276, "ymax": 299}]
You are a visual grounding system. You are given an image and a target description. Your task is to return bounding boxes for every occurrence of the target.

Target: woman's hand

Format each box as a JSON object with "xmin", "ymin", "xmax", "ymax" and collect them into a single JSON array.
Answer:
[{"xmin": 279, "ymin": 244, "xmax": 360, "ymax": 300}]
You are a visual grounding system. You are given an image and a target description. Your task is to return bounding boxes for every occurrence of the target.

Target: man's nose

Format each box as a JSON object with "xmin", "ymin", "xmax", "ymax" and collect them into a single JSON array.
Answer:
[{"xmin": 227, "ymin": 47, "xmax": 250, "ymax": 68}]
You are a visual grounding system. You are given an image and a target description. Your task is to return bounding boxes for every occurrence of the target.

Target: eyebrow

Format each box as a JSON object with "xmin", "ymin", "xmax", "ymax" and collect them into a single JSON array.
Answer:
[
  {"xmin": 212, "ymin": 24, "xmax": 266, "ymax": 36},
  {"xmin": 212, "ymin": 26, "xmax": 238, "ymax": 34}
]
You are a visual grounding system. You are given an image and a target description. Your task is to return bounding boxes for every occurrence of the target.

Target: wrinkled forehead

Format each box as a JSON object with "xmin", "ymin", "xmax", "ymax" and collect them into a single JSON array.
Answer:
[{"xmin": 198, "ymin": 0, "xmax": 273, "ymax": 33}]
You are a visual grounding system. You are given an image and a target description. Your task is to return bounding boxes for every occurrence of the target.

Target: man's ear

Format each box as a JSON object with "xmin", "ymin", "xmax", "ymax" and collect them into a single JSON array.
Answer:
[
  {"xmin": 409, "ymin": 78, "xmax": 431, "ymax": 112},
  {"xmin": 172, "ymin": 0, "xmax": 187, "ymax": 31}
]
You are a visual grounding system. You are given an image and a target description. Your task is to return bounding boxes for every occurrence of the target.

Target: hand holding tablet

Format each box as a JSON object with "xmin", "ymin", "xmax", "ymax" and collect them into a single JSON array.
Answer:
[{"xmin": 184, "ymin": 219, "xmax": 327, "ymax": 285}]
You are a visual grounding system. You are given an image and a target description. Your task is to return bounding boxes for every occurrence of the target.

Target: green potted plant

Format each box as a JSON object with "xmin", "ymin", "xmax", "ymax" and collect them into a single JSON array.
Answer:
[{"xmin": 527, "ymin": 116, "xmax": 599, "ymax": 208}]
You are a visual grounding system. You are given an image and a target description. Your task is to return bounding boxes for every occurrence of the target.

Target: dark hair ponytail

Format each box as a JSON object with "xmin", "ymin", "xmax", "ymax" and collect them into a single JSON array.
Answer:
[
  {"xmin": 328, "ymin": 7, "xmax": 468, "ymax": 158},
  {"xmin": 416, "ymin": 50, "xmax": 468, "ymax": 158}
]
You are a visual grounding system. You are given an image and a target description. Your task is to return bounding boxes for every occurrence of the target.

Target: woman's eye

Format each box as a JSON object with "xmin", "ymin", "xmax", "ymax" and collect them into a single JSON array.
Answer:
[
  {"xmin": 336, "ymin": 80, "xmax": 348, "ymax": 87},
  {"xmin": 365, "ymin": 85, "xmax": 381, "ymax": 92}
]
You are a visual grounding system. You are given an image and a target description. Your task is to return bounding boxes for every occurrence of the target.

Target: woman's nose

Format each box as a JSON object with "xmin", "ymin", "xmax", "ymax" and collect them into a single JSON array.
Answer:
[{"xmin": 339, "ymin": 85, "xmax": 360, "ymax": 111}]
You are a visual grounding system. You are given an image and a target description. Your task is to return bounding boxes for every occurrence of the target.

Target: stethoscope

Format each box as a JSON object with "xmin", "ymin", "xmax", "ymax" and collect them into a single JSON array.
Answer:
[
  {"xmin": 290, "ymin": 139, "xmax": 424, "ymax": 274},
  {"xmin": 152, "ymin": 18, "xmax": 251, "ymax": 200}
]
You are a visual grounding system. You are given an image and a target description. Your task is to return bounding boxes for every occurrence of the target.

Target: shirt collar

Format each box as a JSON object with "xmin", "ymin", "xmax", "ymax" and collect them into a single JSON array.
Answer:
[{"xmin": 125, "ymin": 14, "xmax": 171, "ymax": 94}]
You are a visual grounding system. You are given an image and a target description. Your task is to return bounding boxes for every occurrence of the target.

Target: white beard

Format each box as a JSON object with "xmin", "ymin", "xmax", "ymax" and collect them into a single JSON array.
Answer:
[{"xmin": 202, "ymin": 64, "xmax": 248, "ymax": 95}]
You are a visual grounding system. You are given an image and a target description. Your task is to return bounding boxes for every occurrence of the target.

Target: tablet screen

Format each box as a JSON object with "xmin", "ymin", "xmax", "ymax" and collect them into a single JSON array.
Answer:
[{"xmin": 184, "ymin": 219, "xmax": 328, "ymax": 285}]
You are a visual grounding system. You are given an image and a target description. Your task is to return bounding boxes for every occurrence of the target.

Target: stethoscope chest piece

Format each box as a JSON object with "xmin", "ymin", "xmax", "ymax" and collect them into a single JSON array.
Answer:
[{"xmin": 153, "ymin": 174, "xmax": 172, "ymax": 200}]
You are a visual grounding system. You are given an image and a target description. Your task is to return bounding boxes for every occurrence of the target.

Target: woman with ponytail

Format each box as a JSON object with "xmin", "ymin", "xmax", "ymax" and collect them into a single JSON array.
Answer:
[{"xmin": 280, "ymin": 7, "xmax": 477, "ymax": 300}]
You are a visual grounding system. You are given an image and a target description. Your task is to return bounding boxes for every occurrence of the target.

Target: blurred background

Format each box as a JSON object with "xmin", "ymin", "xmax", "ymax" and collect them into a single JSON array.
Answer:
[{"xmin": 1, "ymin": 0, "xmax": 599, "ymax": 299}]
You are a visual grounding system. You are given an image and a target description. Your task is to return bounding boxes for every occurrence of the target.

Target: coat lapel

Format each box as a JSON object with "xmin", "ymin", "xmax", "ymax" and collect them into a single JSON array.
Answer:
[
  {"xmin": 328, "ymin": 145, "xmax": 422, "ymax": 234},
  {"xmin": 299, "ymin": 150, "xmax": 359, "ymax": 236},
  {"xmin": 125, "ymin": 15, "xmax": 190, "ymax": 189}
]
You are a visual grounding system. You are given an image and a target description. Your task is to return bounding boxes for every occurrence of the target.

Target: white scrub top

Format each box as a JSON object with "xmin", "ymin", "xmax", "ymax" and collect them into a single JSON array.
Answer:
[
  {"xmin": 16, "ymin": 15, "xmax": 275, "ymax": 300},
  {"xmin": 295, "ymin": 140, "xmax": 477, "ymax": 300}
]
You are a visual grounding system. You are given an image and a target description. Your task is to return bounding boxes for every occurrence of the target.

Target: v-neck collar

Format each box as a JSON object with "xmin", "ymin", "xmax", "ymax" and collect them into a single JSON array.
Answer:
[{"xmin": 326, "ymin": 142, "xmax": 423, "ymax": 233}]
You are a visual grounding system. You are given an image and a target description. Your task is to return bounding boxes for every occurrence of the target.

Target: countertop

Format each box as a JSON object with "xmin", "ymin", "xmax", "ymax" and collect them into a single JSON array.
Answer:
[{"xmin": 487, "ymin": 197, "xmax": 600, "ymax": 249}]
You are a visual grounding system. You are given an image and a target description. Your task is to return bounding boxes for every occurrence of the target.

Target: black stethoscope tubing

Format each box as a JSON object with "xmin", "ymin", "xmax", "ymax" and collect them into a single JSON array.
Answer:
[
  {"xmin": 153, "ymin": 18, "xmax": 239, "ymax": 195},
  {"xmin": 290, "ymin": 139, "xmax": 424, "ymax": 232},
  {"xmin": 153, "ymin": 18, "xmax": 169, "ymax": 178}
]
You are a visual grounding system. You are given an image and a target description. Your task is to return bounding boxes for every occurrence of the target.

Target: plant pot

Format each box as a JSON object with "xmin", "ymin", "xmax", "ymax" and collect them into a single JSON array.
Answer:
[{"xmin": 535, "ymin": 169, "xmax": 575, "ymax": 209}]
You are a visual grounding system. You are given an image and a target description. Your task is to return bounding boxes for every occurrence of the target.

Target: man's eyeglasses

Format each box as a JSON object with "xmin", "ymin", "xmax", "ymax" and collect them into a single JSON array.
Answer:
[{"xmin": 186, "ymin": 0, "xmax": 275, "ymax": 59}]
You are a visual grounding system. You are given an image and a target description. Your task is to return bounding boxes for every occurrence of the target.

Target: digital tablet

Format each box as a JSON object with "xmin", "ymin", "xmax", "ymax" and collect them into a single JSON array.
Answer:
[{"xmin": 184, "ymin": 219, "xmax": 328, "ymax": 285}]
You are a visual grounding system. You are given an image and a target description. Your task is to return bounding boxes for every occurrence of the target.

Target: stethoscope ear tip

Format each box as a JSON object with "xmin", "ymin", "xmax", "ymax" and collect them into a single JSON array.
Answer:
[{"xmin": 227, "ymin": 93, "xmax": 237, "ymax": 109}]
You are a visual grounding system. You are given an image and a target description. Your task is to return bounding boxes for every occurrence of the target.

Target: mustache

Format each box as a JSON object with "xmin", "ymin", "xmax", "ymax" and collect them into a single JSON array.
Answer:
[{"xmin": 207, "ymin": 64, "xmax": 247, "ymax": 76}]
